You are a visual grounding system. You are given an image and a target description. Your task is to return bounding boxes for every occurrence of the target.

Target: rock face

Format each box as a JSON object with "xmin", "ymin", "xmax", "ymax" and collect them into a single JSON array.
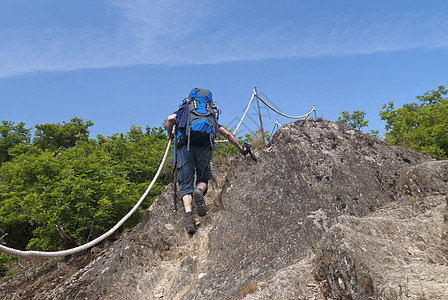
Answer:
[{"xmin": 1, "ymin": 119, "xmax": 447, "ymax": 299}]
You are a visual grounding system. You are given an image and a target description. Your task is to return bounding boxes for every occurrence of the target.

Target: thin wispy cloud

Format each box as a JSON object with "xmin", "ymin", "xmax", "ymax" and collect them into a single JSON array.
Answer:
[{"xmin": 0, "ymin": 0, "xmax": 447, "ymax": 78}]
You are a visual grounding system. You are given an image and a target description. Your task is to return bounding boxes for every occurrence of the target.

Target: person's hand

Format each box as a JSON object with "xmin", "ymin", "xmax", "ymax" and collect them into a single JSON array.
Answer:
[
  {"xmin": 167, "ymin": 132, "xmax": 174, "ymax": 140},
  {"xmin": 240, "ymin": 147, "xmax": 247, "ymax": 157}
]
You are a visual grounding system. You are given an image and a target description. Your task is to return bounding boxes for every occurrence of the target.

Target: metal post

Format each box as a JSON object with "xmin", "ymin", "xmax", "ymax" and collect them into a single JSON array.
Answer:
[{"xmin": 254, "ymin": 87, "xmax": 266, "ymax": 144}]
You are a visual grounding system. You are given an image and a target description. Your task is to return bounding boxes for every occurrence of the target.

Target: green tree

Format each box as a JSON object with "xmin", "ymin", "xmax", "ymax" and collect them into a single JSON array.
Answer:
[
  {"xmin": 0, "ymin": 253, "xmax": 17, "ymax": 277},
  {"xmin": 0, "ymin": 123, "xmax": 171, "ymax": 252},
  {"xmin": 337, "ymin": 110, "xmax": 369, "ymax": 131},
  {"xmin": 0, "ymin": 121, "xmax": 31, "ymax": 164},
  {"xmin": 0, "ymin": 146, "xmax": 46, "ymax": 249},
  {"xmin": 337, "ymin": 111, "xmax": 379, "ymax": 136},
  {"xmin": 380, "ymin": 86, "xmax": 447, "ymax": 160},
  {"xmin": 33, "ymin": 117, "xmax": 93, "ymax": 151}
]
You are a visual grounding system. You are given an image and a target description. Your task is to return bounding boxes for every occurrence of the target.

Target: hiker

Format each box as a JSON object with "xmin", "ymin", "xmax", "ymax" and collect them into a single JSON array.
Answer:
[{"xmin": 166, "ymin": 88, "xmax": 246, "ymax": 234}]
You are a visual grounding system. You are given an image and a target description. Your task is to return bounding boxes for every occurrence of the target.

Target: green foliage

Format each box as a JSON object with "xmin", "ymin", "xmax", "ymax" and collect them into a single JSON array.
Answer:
[
  {"xmin": 337, "ymin": 110, "xmax": 379, "ymax": 137},
  {"xmin": 0, "ymin": 121, "xmax": 31, "ymax": 164},
  {"xmin": 33, "ymin": 117, "xmax": 93, "ymax": 152},
  {"xmin": 380, "ymin": 86, "xmax": 448, "ymax": 159},
  {"xmin": 369, "ymin": 129, "xmax": 380, "ymax": 137},
  {"xmin": 337, "ymin": 110, "xmax": 369, "ymax": 131},
  {"xmin": 0, "ymin": 120, "xmax": 171, "ymax": 252},
  {"xmin": 98, "ymin": 125, "xmax": 173, "ymax": 186},
  {"xmin": 0, "ymin": 253, "xmax": 17, "ymax": 278},
  {"xmin": 211, "ymin": 127, "xmax": 241, "ymax": 159},
  {"xmin": 243, "ymin": 129, "xmax": 271, "ymax": 149},
  {"xmin": 211, "ymin": 128, "xmax": 269, "ymax": 160}
]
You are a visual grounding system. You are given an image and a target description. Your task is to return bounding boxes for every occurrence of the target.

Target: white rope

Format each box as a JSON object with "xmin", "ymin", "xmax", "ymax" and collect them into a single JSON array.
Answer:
[
  {"xmin": 256, "ymin": 93, "xmax": 316, "ymax": 119},
  {"xmin": 216, "ymin": 88, "xmax": 315, "ymax": 143},
  {"xmin": 213, "ymin": 88, "xmax": 316, "ymax": 143},
  {"xmin": 0, "ymin": 140, "xmax": 172, "ymax": 258},
  {"xmin": 215, "ymin": 90, "xmax": 256, "ymax": 143},
  {"xmin": 233, "ymin": 90, "xmax": 256, "ymax": 136},
  {"xmin": 270, "ymin": 119, "xmax": 283, "ymax": 137}
]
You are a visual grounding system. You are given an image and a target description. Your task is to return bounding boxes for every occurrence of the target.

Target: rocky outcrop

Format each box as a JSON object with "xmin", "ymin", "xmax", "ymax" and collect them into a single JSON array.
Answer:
[
  {"xmin": 315, "ymin": 193, "xmax": 448, "ymax": 299},
  {"xmin": 1, "ymin": 119, "xmax": 447, "ymax": 299}
]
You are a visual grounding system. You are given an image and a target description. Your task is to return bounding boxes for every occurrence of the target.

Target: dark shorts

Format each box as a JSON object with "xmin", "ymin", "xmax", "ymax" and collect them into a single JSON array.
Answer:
[{"xmin": 177, "ymin": 144, "xmax": 212, "ymax": 198}]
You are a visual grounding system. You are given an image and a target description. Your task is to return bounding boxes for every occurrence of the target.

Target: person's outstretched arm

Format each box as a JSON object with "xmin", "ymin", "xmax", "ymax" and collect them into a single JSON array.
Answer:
[
  {"xmin": 218, "ymin": 127, "xmax": 246, "ymax": 156},
  {"xmin": 166, "ymin": 113, "xmax": 176, "ymax": 140}
]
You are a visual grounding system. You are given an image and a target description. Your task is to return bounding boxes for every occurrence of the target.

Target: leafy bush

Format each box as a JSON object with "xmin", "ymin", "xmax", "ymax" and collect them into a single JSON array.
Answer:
[
  {"xmin": 380, "ymin": 86, "xmax": 447, "ymax": 159},
  {"xmin": 337, "ymin": 111, "xmax": 379, "ymax": 137},
  {"xmin": 33, "ymin": 117, "xmax": 93, "ymax": 151},
  {"xmin": 0, "ymin": 120, "xmax": 171, "ymax": 252},
  {"xmin": 0, "ymin": 121, "xmax": 31, "ymax": 164},
  {"xmin": 0, "ymin": 253, "xmax": 17, "ymax": 278}
]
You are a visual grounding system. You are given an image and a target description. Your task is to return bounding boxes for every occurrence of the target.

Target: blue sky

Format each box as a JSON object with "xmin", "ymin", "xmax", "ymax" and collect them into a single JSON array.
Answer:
[{"xmin": 1, "ymin": 0, "xmax": 447, "ymax": 138}]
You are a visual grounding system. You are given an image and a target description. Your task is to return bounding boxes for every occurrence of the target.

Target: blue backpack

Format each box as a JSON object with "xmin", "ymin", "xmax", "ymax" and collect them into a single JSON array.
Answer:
[{"xmin": 175, "ymin": 88, "xmax": 220, "ymax": 150}]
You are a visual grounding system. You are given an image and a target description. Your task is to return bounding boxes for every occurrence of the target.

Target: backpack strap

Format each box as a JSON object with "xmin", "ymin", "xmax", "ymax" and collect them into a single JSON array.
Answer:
[
  {"xmin": 186, "ymin": 99, "xmax": 197, "ymax": 151},
  {"xmin": 208, "ymin": 101, "xmax": 219, "ymax": 150}
]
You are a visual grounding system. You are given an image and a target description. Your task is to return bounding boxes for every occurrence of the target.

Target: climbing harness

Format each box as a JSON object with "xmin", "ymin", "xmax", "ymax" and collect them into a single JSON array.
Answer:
[{"xmin": 0, "ymin": 140, "xmax": 172, "ymax": 258}]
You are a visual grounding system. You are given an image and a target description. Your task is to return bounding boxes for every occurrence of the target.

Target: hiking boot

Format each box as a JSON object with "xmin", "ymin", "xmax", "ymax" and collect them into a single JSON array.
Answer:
[
  {"xmin": 185, "ymin": 214, "xmax": 196, "ymax": 234},
  {"xmin": 193, "ymin": 188, "xmax": 207, "ymax": 217}
]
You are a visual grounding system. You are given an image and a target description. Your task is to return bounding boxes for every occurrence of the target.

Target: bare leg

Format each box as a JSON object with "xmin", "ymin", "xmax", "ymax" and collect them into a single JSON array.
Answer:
[
  {"xmin": 197, "ymin": 182, "xmax": 207, "ymax": 192},
  {"xmin": 183, "ymin": 194, "xmax": 196, "ymax": 234},
  {"xmin": 182, "ymin": 182, "xmax": 207, "ymax": 212},
  {"xmin": 183, "ymin": 194, "xmax": 193, "ymax": 213}
]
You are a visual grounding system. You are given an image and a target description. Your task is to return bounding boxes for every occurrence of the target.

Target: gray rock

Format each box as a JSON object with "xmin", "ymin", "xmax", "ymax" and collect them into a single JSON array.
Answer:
[{"xmin": 2, "ymin": 119, "xmax": 447, "ymax": 300}]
